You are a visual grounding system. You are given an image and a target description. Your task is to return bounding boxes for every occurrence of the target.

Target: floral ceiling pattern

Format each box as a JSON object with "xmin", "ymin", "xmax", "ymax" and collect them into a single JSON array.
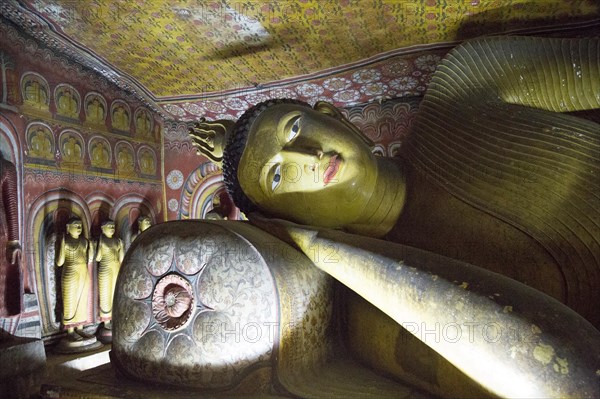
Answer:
[
  {"xmin": 163, "ymin": 50, "xmax": 444, "ymax": 121},
  {"xmin": 2, "ymin": 0, "xmax": 598, "ymax": 121}
]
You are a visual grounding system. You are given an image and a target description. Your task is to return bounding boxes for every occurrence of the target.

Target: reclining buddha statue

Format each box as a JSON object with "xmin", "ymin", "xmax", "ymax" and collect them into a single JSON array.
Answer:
[{"xmin": 112, "ymin": 36, "xmax": 600, "ymax": 398}]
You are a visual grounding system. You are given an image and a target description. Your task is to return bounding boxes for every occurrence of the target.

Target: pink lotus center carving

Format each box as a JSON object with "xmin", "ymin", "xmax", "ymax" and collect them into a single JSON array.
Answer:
[{"xmin": 152, "ymin": 274, "xmax": 194, "ymax": 330}]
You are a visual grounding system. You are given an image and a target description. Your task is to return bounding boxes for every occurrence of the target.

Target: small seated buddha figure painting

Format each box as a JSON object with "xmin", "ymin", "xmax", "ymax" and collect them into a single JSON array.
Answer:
[
  {"xmin": 90, "ymin": 139, "xmax": 111, "ymax": 169},
  {"xmin": 135, "ymin": 108, "xmax": 152, "ymax": 139},
  {"xmin": 22, "ymin": 74, "xmax": 49, "ymax": 110},
  {"xmin": 85, "ymin": 94, "xmax": 106, "ymax": 125},
  {"xmin": 138, "ymin": 148, "xmax": 156, "ymax": 176},
  {"xmin": 55, "ymin": 85, "xmax": 80, "ymax": 119},
  {"xmin": 115, "ymin": 144, "xmax": 135, "ymax": 177},
  {"xmin": 27, "ymin": 125, "xmax": 54, "ymax": 160},
  {"xmin": 60, "ymin": 134, "xmax": 84, "ymax": 165},
  {"xmin": 111, "ymin": 102, "xmax": 130, "ymax": 132}
]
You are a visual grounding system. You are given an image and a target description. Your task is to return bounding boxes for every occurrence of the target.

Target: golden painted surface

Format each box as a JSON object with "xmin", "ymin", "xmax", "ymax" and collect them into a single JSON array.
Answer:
[
  {"xmin": 139, "ymin": 147, "xmax": 156, "ymax": 175},
  {"xmin": 55, "ymin": 84, "xmax": 80, "ymax": 119},
  {"xmin": 90, "ymin": 139, "xmax": 111, "ymax": 169},
  {"xmin": 22, "ymin": 73, "xmax": 49, "ymax": 109},
  {"xmin": 60, "ymin": 134, "xmax": 84, "ymax": 164},
  {"xmin": 84, "ymin": 94, "xmax": 107, "ymax": 125},
  {"xmin": 24, "ymin": 0, "xmax": 598, "ymax": 98},
  {"xmin": 27, "ymin": 124, "xmax": 54, "ymax": 160}
]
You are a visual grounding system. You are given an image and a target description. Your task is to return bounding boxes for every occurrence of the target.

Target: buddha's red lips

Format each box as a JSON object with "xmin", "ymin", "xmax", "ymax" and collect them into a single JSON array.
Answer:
[{"xmin": 323, "ymin": 154, "xmax": 340, "ymax": 186}]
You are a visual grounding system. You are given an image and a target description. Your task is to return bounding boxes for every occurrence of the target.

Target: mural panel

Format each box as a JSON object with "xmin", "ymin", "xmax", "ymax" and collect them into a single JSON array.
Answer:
[
  {"xmin": 0, "ymin": 20, "xmax": 165, "ymax": 342},
  {"xmin": 84, "ymin": 92, "xmax": 107, "ymax": 127}
]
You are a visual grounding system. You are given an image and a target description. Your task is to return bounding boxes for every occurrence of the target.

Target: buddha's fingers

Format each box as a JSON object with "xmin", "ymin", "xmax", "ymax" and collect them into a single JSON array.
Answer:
[
  {"xmin": 431, "ymin": 36, "xmax": 600, "ymax": 112},
  {"xmin": 286, "ymin": 225, "xmax": 600, "ymax": 399}
]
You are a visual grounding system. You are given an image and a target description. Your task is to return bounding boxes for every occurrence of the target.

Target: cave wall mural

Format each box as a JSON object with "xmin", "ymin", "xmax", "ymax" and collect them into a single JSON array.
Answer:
[
  {"xmin": 2, "ymin": 2, "xmax": 599, "ymax": 343},
  {"xmin": 0, "ymin": 20, "xmax": 164, "ymax": 341}
]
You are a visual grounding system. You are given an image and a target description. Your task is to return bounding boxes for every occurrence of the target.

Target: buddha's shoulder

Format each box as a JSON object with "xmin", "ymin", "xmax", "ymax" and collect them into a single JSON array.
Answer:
[{"xmin": 388, "ymin": 170, "xmax": 566, "ymax": 297}]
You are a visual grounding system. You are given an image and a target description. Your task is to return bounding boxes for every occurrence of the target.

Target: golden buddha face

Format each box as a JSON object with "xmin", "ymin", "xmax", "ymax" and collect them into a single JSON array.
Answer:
[
  {"xmin": 67, "ymin": 220, "xmax": 83, "ymax": 238},
  {"xmin": 101, "ymin": 222, "xmax": 116, "ymax": 238},
  {"xmin": 139, "ymin": 217, "xmax": 151, "ymax": 232},
  {"xmin": 238, "ymin": 103, "xmax": 378, "ymax": 227}
]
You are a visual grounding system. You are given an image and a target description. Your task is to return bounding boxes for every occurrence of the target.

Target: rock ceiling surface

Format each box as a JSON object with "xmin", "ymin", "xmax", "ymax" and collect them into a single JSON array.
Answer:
[{"xmin": 2, "ymin": 0, "xmax": 599, "ymax": 121}]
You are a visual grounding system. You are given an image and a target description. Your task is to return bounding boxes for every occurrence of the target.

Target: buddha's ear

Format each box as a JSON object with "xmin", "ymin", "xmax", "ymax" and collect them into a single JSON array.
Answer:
[
  {"xmin": 313, "ymin": 101, "xmax": 374, "ymax": 147},
  {"xmin": 313, "ymin": 101, "xmax": 344, "ymax": 118}
]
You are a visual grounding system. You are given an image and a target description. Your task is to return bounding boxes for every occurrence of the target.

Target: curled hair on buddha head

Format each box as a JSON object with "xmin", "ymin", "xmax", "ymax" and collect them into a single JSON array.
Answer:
[
  {"xmin": 222, "ymin": 98, "xmax": 311, "ymax": 214},
  {"xmin": 67, "ymin": 216, "xmax": 82, "ymax": 225}
]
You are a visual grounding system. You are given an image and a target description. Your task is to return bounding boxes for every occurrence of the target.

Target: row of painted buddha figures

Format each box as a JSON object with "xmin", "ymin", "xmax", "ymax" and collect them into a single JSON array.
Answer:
[
  {"xmin": 23, "ymin": 78, "xmax": 155, "ymax": 136},
  {"xmin": 55, "ymin": 216, "xmax": 151, "ymax": 351}
]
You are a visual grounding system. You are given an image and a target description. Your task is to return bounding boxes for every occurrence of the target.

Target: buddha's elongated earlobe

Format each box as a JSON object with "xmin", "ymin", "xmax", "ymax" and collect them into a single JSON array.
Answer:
[{"xmin": 313, "ymin": 101, "xmax": 374, "ymax": 147}]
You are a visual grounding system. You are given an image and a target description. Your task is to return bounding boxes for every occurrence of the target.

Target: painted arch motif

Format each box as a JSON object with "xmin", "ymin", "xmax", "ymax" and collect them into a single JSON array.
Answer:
[
  {"xmin": 115, "ymin": 141, "xmax": 136, "ymax": 177},
  {"xmin": 20, "ymin": 72, "xmax": 49, "ymax": 110},
  {"xmin": 111, "ymin": 100, "xmax": 131, "ymax": 132},
  {"xmin": 58, "ymin": 129, "xmax": 85, "ymax": 166},
  {"xmin": 134, "ymin": 107, "xmax": 153, "ymax": 139},
  {"xmin": 178, "ymin": 162, "xmax": 240, "ymax": 220},
  {"xmin": 27, "ymin": 189, "xmax": 159, "ymax": 340},
  {"xmin": 26, "ymin": 122, "xmax": 55, "ymax": 161},
  {"xmin": 137, "ymin": 146, "xmax": 157, "ymax": 176},
  {"xmin": 112, "ymin": 194, "xmax": 156, "ymax": 251},
  {"xmin": 84, "ymin": 92, "xmax": 107, "ymax": 126},
  {"xmin": 88, "ymin": 136, "xmax": 112, "ymax": 170},
  {"xmin": 0, "ymin": 116, "xmax": 27, "ymax": 336},
  {"xmin": 54, "ymin": 83, "xmax": 81, "ymax": 119}
]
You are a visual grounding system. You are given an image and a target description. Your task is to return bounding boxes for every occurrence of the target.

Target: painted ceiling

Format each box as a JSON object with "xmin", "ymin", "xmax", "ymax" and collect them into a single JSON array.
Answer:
[{"xmin": 2, "ymin": 0, "xmax": 599, "ymax": 121}]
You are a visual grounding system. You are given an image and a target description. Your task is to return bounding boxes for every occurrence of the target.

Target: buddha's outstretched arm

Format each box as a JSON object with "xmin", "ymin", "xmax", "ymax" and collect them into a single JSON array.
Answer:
[
  {"xmin": 431, "ymin": 36, "xmax": 599, "ymax": 112},
  {"xmin": 267, "ymin": 221, "xmax": 600, "ymax": 398}
]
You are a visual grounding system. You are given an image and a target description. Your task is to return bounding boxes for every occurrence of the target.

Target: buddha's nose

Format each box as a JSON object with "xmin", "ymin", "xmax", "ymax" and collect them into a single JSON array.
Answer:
[{"xmin": 304, "ymin": 163, "xmax": 318, "ymax": 173}]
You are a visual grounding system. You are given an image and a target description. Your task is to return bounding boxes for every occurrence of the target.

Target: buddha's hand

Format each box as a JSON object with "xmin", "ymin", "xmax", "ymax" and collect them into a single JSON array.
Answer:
[
  {"xmin": 6, "ymin": 241, "xmax": 30, "ymax": 293},
  {"xmin": 6, "ymin": 241, "xmax": 21, "ymax": 265},
  {"xmin": 247, "ymin": 212, "xmax": 320, "ymax": 250}
]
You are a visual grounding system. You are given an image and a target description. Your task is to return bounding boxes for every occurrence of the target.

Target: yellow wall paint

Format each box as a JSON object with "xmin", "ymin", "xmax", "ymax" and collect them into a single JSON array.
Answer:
[{"xmin": 27, "ymin": 0, "xmax": 599, "ymax": 97}]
